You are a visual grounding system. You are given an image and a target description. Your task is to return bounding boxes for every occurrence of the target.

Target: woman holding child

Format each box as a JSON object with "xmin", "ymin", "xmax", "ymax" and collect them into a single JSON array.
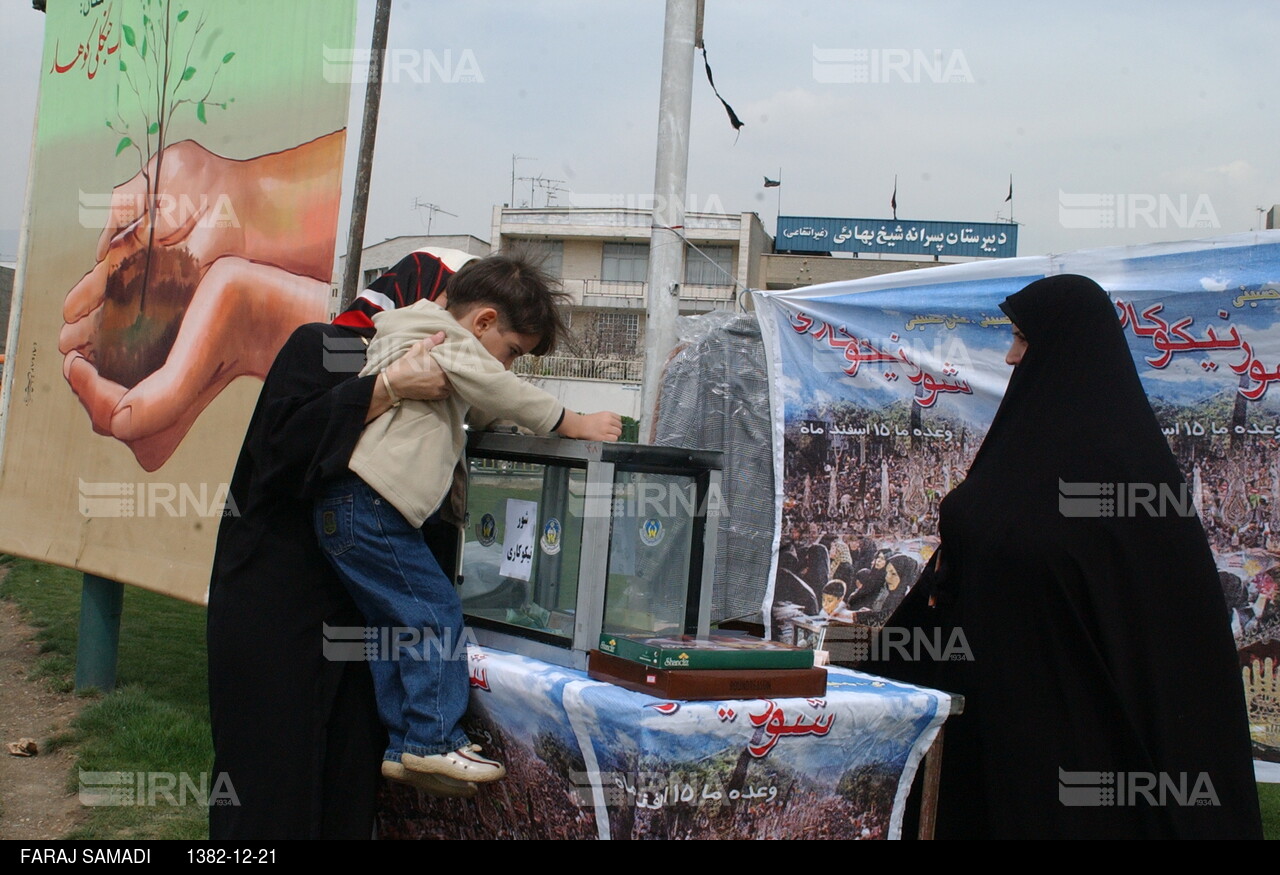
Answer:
[{"xmin": 208, "ymin": 250, "xmax": 604, "ymax": 838}]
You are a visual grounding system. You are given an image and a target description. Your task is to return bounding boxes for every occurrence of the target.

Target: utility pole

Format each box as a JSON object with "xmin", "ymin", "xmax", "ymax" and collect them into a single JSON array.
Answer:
[
  {"xmin": 340, "ymin": 0, "xmax": 392, "ymax": 309},
  {"xmin": 639, "ymin": 0, "xmax": 698, "ymax": 440}
]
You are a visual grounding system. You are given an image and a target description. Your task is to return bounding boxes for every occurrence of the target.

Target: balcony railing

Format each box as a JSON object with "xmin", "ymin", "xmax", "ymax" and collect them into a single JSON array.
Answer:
[
  {"xmin": 514, "ymin": 355, "xmax": 643, "ymax": 383},
  {"xmin": 579, "ymin": 279, "xmax": 645, "ymax": 299},
  {"xmin": 574, "ymin": 278, "xmax": 735, "ymax": 302}
]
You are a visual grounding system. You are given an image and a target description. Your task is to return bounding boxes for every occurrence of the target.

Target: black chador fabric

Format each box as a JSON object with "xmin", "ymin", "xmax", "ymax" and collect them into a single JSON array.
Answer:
[
  {"xmin": 208, "ymin": 255, "xmax": 460, "ymax": 839},
  {"xmin": 869, "ymin": 275, "xmax": 1262, "ymax": 839},
  {"xmin": 207, "ymin": 322, "xmax": 384, "ymax": 840}
]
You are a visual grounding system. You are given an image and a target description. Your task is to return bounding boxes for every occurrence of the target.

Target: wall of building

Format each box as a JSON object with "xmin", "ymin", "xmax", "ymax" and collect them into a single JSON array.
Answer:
[
  {"xmin": 523, "ymin": 375, "xmax": 642, "ymax": 420},
  {"xmin": 562, "ymin": 238, "xmax": 602, "ymax": 285}
]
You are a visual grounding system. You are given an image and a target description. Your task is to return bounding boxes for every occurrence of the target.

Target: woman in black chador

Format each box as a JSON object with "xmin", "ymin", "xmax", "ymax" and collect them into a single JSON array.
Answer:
[
  {"xmin": 872, "ymin": 274, "xmax": 1262, "ymax": 839},
  {"xmin": 207, "ymin": 250, "xmax": 468, "ymax": 839}
]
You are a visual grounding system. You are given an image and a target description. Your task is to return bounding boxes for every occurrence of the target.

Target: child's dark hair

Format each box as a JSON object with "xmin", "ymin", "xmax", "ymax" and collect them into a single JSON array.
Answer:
[{"xmin": 445, "ymin": 251, "xmax": 569, "ymax": 356}]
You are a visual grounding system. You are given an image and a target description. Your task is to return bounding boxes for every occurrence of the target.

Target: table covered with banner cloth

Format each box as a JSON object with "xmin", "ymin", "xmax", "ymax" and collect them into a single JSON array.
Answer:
[{"xmin": 377, "ymin": 646, "xmax": 953, "ymax": 840}]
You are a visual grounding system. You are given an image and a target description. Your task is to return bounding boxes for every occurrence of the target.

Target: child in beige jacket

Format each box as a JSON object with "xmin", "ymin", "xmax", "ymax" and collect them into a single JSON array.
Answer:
[{"xmin": 314, "ymin": 254, "xmax": 620, "ymax": 796}]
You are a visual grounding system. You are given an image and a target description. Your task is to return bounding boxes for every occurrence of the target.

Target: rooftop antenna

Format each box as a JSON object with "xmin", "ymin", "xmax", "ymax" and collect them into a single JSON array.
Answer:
[
  {"xmin": 532, "ymin": 175, "xmax": 568, "ymax": 207},
  {"xmin": 511, "ymin": 154, "xmax": 535, "ymax": 206},
  {"xmin": 514, "ymin": 175, "xmax": 538, "ymax": 208},
  {"xmin": 412, "ymin": 199, "xmax": 457, "ymax": 235}
]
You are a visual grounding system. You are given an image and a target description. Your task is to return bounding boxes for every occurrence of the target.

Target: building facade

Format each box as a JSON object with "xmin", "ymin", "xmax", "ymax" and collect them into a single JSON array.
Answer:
[
  {"xmin": 492, "ymin": 206, "xmax": 772, "ymax": 419},
  {"xmin": 330, "ymin": 209, "xmax": 967, "ymax": 421}
]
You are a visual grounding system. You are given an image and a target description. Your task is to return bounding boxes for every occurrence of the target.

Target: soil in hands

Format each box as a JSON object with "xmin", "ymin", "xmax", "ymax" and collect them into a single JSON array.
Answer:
[{"xmin": 95, "ymin": 246, "xmax": 200, "ymax": 389}]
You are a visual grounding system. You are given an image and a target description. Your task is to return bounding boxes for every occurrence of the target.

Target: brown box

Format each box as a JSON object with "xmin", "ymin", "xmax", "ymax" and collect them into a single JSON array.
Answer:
[{"xmin": 587, "ymin": 649, "xmax": 827, "ymax": 701}]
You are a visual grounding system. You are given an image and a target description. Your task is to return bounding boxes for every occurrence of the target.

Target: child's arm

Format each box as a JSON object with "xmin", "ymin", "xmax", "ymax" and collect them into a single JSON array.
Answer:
[
  {"xmin": 433, "ymin": 331, "xmax": 619, "ymax": 441},
  {"xmin": 557, "ymin": 410, "xmax": 623, "ymax": 441}
]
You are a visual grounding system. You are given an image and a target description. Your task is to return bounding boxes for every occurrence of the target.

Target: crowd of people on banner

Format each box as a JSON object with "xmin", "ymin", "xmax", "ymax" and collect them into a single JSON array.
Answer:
[
  {"xmin": 782, "ymin": 426, "xmax": 977, "ymax": 530},
  {"xmin": 774, "ymin": 425, "xmax": 980, "ymax": 636},
  {"xmin": 779, "ymin": 411, "xmax": 1280, "ymax": 645},
  {"xmin": 1220, "ymin": 566, "xmax": 1280, "ymax": 646},
  {"xmin": 1188, "ymin": 442, "xmax": 1280, "ymax": 553},
  {"xmin": 773, "ymin": 520, "xmax": 928, "ymax": 637},
  {"xmin": 1165, "ymin": 438, "xmax": 1280, "ymax": 644}
]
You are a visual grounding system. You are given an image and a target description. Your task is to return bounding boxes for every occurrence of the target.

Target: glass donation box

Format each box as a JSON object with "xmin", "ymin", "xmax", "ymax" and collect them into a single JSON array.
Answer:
[{"xmin": 459, "ymin": 432, "xmax": 722, "ymax": 670}]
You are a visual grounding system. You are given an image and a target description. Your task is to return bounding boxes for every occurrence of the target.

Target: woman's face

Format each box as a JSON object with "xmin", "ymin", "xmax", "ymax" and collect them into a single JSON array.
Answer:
[
  {"xmin": 872, "ymin": 553, "xmax": 887, "ymax": 570},
  {"xmin": 1006, "ymin": 325, "xmax": 1028, "ymax": 366},
  {"xmin": 886, "ymin": 562, "xmax": 901, "ymax": 588}
]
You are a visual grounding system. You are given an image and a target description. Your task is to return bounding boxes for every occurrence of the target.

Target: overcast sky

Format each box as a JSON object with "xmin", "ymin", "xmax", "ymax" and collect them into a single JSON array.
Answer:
[{"xmin": 3, "ymin": 0, "xmax": 1279, "ymax": 267}]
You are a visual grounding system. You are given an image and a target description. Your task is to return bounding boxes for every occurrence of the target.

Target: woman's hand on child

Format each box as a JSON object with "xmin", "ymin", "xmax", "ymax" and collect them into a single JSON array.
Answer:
[
  {"xmin": 558, "ymin": 410, "xmax": 623, "ymax": 442},
  {"xmin": 386, "ymin": 332, "xmax": 453, "ymax": 401},
  {"xmin": 367, "ymin": 332, "xmax": 452, "ymax": 421}
]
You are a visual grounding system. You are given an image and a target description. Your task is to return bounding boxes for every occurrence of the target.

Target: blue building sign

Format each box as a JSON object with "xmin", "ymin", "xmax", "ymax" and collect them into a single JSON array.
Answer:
[{"xmin": 777, "ymin": 216, "xmax": 1017, "ymax": 258}]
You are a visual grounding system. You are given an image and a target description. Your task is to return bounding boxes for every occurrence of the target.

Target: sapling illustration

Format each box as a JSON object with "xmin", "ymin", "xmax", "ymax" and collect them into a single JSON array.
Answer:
[{"xmin": 97, "ymin": 0, "xmax": 235, "ymax": 388}]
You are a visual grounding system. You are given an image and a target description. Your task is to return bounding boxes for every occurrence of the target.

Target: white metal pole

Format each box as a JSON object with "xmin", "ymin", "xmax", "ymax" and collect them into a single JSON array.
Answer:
[
  {"xmin": 339, "ymin": 0, "xmax": 392, "ymax": 309},
  {"xmin": 638, "ymin": 0, "xmax": 697, "ymax": 441}
]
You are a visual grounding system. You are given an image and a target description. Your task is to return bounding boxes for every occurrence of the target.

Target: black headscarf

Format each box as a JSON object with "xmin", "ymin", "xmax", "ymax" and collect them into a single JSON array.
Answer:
[
  {"xmin": 333, "ymin": 248, "xmax": 476, "ymax": 331},
  {"xmin": 870, "ymin": 274, "xmax": 1261, "ymax": 839}
]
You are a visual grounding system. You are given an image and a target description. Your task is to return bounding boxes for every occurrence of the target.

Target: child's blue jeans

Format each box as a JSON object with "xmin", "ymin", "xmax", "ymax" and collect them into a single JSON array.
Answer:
[{"xmin": 314, "ymin": 474, "xmax": 471, "ymax": 762}]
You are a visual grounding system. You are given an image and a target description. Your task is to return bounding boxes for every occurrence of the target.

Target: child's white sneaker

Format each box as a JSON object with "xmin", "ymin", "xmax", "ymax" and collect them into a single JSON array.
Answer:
[
  {"xmin": 381, "ymin": 759, "xmax": 479, "ymax": 798},
  {"xmin": 402, "ymin": 744, "xmax": 506, "ymax": 782}
]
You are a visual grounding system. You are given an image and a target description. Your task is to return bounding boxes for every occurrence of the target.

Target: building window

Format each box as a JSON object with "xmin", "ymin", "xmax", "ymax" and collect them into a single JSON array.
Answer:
[
  {"xmin": 362, "ymin": 267, "xmax": 384, "ymax": 289},
  {"xmin": 602, "ymin": 242, "xmax": 649, "ymax": 283},
  {"xmin": 684, "ymin": 244, "xmax": 734, "ymax": 286},
  {"xmin": 597, "ymin": 312, "xmax": 640, "ymax": 356},
  {"xmin": 515, "ymin": 240, "xmax": 563, "ymax": 279},
  {"xmin": 577, "ymin": 310, "xmax": 641, "ymax": 358}
]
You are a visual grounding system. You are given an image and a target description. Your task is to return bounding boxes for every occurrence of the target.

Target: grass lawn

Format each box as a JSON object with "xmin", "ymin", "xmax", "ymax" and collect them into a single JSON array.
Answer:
[{"xmin": 0, "ymin": 556, "xmax": 211, "ymax": 839}]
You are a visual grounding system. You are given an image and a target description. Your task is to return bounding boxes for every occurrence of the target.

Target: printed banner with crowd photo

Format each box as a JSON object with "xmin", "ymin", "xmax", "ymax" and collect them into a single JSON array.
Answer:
[
  {"xmin": 0, "ymin": 0, "xmax": 356, "ymax": 602},
  {"xmin": 754, "ymin": 231, "xmax": 1280, "ymax": 764},
  {"xmin": 377, "ymin": 647, "xmax": 949, "ymax": 840}
]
